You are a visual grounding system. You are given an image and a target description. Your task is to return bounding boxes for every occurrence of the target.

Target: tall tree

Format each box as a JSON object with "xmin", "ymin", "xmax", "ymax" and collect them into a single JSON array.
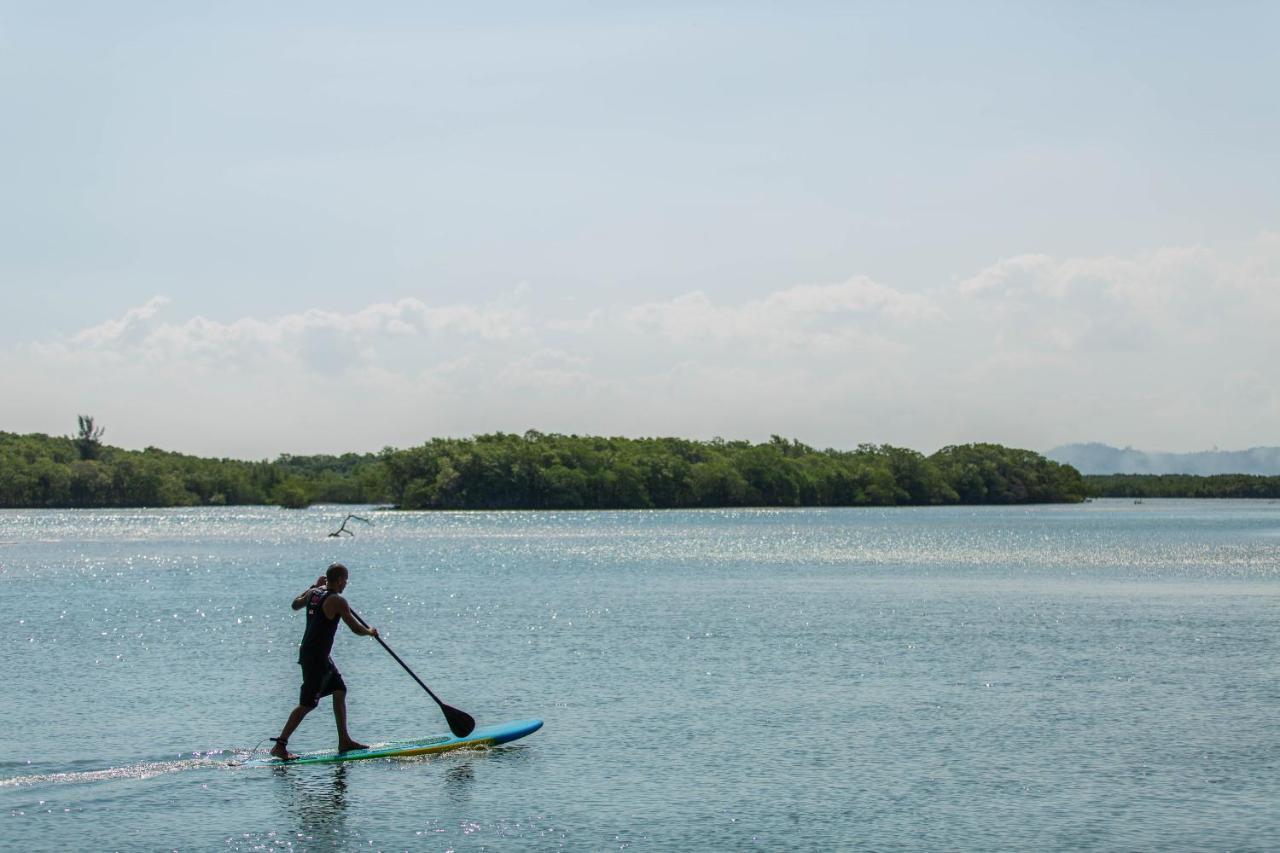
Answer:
[{"xmin": 75, "ymin": 415, "xmax": 105, "ymax": 461}]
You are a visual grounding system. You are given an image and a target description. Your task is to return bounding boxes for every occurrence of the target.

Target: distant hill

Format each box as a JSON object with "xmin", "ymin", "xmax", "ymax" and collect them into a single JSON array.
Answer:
[{"xmin": 1047, "ymin": 443, "xmax": 1280, "ymax": 476}]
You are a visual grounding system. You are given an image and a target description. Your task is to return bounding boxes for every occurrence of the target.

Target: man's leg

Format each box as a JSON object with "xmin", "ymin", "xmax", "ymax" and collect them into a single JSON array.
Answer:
[
  {"xmin": 271, "ymin": 704, "xmax": 312, "ymax": 759},
  {"xmin": 331, "ymin": 690, "xmax": 367, "ymax": 752}
]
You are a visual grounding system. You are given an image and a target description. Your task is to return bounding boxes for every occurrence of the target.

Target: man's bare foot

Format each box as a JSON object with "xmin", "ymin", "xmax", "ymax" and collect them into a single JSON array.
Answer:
[
  {"xmin": 338, "ymin": 739, "xmax": 368, "ymax": 753},
  {"xmin": 270, "ymin": 738, "xmax": 298, "ymax": 761}
]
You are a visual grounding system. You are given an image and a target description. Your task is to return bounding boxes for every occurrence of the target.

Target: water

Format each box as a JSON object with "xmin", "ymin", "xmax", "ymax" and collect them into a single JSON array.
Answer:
[{"xmin": 2, "ymin": 500, "xmax": 1278, "ymax": 850}]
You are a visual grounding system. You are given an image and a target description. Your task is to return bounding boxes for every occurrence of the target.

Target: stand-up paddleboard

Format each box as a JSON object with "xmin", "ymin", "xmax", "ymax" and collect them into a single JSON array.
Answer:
[{"xmin": 232, "ymin": 719, "xmax": 542, "ymax": 767}]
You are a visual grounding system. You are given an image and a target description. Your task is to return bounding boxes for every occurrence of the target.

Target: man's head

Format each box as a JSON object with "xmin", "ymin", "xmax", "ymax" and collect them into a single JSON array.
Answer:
[{"xmin": 326, "ymin": 562, "xmax": 349, "ymax": 592}]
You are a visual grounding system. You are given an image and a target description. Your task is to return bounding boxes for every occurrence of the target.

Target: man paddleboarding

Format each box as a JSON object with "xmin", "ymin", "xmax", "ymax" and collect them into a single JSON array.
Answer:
[{"xmin": 271, "ymin": 562, "xmax": 379, "ymax": 760}]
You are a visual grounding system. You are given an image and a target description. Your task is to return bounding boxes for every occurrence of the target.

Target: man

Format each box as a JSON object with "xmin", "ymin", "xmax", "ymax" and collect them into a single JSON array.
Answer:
[{"xmin": 270, "ymin": 562, "xmax": 379, "ymax": 760}]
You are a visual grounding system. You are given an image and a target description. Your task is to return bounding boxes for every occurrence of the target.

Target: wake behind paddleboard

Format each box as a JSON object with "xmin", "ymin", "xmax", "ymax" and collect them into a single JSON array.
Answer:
[{"xmin": 232, "ymin": 718, "xmax": 542, "ymax": 767}]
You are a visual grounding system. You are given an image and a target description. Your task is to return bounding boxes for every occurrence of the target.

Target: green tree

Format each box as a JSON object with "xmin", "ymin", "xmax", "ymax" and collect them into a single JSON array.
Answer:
[
  {"xmin": 0, "ymin": 426, "xmax": 1097, "ymax": 509},
  {"xmin": 75, "ymin": 415, "xmax": 105, "ymax": 461},
  {"xmin": 272, "ymin": 478, "xmax": 311, "ymax": 509}
]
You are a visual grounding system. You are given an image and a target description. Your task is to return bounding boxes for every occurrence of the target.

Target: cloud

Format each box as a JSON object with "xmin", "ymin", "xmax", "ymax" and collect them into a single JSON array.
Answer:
[
  {"xmin": 6, "ymin": 235, "xmax": 1280, "ymax": 456},
  {"xmin": 43, "ymin": 293, "xmax": 532, "ymax": 373},
  {"xmin": 71, "ymin": 295, "xmax": 171, "ymax": 348},
  {"xmin": 498, "ymin": 349, "xmax": 594, "ymax": 391},
  {"xmin": 956, "ymin": 254, "xmax": 1055, "ymax": 297},
  {"xmin": 954, "ymin": 243, "xmax": 1276, "ymax": 353},
  {"xmin": 626, "ymin": 275, "xmax": 939, "ymax": 350}
]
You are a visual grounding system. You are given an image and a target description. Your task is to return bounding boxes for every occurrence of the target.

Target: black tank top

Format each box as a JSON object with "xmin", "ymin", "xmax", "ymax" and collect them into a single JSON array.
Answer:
[{"xmin": 298, "ymin": 588, "xmax": 341, "ymax": 663}]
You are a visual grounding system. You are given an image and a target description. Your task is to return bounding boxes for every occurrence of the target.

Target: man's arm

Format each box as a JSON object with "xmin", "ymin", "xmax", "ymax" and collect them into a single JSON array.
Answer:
[
  {"xmin": 324, "ymin": 593, "xmax": 379, "ymax": 637},
  {"xmin": 291, "ymin": 576, "xmax": 327, "ymax": 610}
]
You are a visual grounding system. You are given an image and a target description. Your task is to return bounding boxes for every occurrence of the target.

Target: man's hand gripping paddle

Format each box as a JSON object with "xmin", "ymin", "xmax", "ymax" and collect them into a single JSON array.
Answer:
[{"xmin": 351, "ymin": 609, "xmax": 476, "ymax": 738}]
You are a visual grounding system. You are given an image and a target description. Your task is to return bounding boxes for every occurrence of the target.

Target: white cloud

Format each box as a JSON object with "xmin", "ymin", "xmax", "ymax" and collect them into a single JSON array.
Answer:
[
  {"xmin": 41, "ymin": 293, "xmax": 532, "ymax": 373},
  {"xmin": 956, "ymin": 254, "xmax": 1055, "ymax": 297},
  {"xmin": 71, "ymin": 295, "xmax": 171, "ymax": 348},
  {"xmin": 498, "ymin": 349, "xmax": 593, "ymax": 391},
  {"xmin": 955, "ymin": 243, "xmax": 1278, "ymax": 354},
  {"xmin": 626, "ymin": 275, "xmax": 939, "ymax": 349},
  {"xmin": 6, "ymin": 236, "xmax": 1280, "ymax": 456}
]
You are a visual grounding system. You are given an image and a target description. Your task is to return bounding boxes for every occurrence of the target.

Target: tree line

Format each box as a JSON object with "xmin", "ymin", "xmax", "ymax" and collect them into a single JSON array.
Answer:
[
  {"xmin": 0, "ymin": 422, "xmax": 386, "ymax": 509},
  {"xmin": 1083, "ymin": 473, "xmax": 1280, "ymax": 499},
  {"xmin": 0, "ymin": 422, "xmax": 1090, "ymax": 509},
  {"xmin": 381, "ymin": 433, "xmax": 1088, "ymax": 509}
]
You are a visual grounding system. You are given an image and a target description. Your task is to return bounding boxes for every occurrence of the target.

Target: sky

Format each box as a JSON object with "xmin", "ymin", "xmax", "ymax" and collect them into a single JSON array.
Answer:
[{"xmin": 3, "ymin": 2, "xmax": 1278, "ymax": 459}]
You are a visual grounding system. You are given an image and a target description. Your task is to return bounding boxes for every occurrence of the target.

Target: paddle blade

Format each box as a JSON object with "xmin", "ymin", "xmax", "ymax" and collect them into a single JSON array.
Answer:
[{"xmin": 443, "ymin": 704, "xmax": 476, "ymax": 738}]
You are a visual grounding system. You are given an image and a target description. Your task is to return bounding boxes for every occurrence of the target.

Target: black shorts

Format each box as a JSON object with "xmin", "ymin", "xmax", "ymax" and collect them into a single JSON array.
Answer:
[{"xmin": 299, "ymin": 656, "xmax": 347, "ymax": 708}]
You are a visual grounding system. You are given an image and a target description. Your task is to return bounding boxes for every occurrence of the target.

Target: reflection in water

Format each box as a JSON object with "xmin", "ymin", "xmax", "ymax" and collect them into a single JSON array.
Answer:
[
  {"xmin": 274, "ymin": 763, "xmax": 350, "ymax": 846},
  {"xmin": 442, "ymin": 757, "xmax": 475, "ymax": 808}
]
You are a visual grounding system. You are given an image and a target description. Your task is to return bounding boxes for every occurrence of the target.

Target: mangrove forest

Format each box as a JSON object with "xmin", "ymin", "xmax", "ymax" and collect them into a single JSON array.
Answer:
[{"xmin": 0, "ymin": 422, "xmax": 1095, "ymax": 509}]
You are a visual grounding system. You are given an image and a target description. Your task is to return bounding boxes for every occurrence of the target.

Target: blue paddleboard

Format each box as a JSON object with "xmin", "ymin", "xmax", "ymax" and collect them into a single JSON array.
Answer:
[{"xmin": 232, "ymin": 718, "xmax": 542, "ymax": 767}]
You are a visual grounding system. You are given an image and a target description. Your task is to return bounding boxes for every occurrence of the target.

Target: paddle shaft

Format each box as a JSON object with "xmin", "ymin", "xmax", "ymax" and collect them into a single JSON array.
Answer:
[
  {"xmin": 349, "ymin": 608, "xmax": 475, "ymax": 737},
  {"xmin": 351, "ymin": 609, "xmax": 446, "ymax": 705}
]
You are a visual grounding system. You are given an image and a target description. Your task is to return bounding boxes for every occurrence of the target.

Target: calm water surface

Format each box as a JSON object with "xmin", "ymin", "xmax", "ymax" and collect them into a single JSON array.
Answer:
[{"xmin": 2, "ymin": 500, "xmax": 1278, "ymax": 850}]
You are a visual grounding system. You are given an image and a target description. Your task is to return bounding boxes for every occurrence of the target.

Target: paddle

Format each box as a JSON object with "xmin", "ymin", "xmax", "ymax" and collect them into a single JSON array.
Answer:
[{"xmin": 351, "ymin": 609, "xmax": 476, "ymax": 738}]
